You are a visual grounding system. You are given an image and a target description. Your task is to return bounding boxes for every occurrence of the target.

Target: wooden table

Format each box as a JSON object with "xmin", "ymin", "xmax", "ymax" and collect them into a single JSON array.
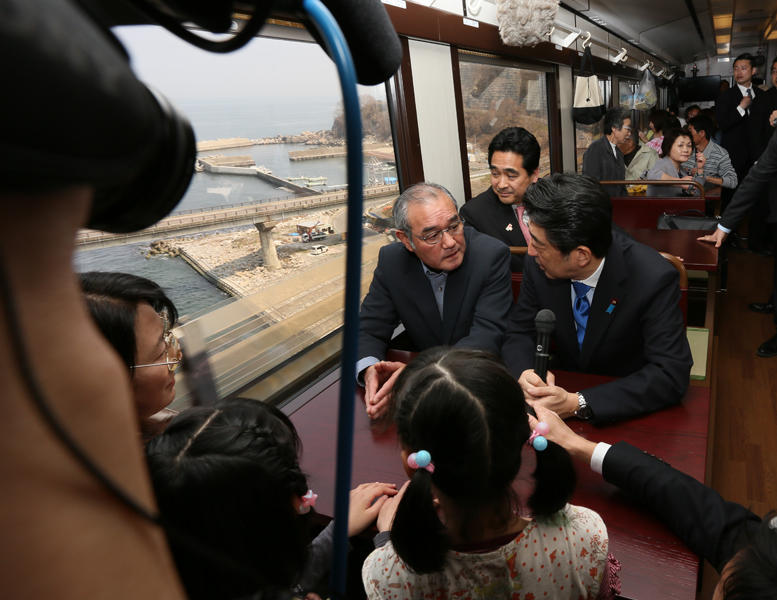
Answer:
[
  {"xmin": 626, "ymin": 228, "xmax": 719, "ymax": 271},
  {"xmin": 284, "ymin": 368, "xmax": 709, "ymax": 600}
]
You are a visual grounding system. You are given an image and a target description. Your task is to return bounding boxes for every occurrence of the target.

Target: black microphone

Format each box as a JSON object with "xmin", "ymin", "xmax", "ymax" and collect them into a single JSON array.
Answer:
[
  {"xmin": 303, "ymin": 0, "xmax": 403, "ymax": 85},
  {"xmin": 534, "ymin": 309, "xmax": 555, "ymax": 383}
]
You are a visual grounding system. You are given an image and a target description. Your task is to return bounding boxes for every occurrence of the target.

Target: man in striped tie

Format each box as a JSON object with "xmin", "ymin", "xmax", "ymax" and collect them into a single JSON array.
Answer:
[{"xmin": 501, "ymin": 173, "xmax": 692, "ymax": 425}]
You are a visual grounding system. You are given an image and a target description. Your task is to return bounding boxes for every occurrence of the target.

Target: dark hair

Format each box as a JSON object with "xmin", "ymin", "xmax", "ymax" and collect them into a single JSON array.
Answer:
[
  {"xmin": 523, "ymin": 172, "xmax": 612, "ymax": 258},
  {"xmin": 734, "ymin": 53, "xmax": 754, "ymax": 69},
  {"xmin": 603, "ymin": 108, "xmax": 628, "ymax": 137},
  {"xmin": 688, "ymin": 115, "xmax": 716, "ymax": 141},
  {"xmin": 80, "ymin": 271, "xmax": 178, "ymax": 371},
  {"xmin": 487, "ymin": 127, "xmax": 541, "ymax": 173},
  {"xmin": 772, "ymin": 56, "xmax": 777, "ymax": 70},
  {"xmin": 146, "ymin": 398, "xmax": 310, "ymax": 600},
  {"xmin": 661, "ymin": 127, "xmax": 692, "ymax": 158},
  {"xmin": 723, "ymin": 511, "xmax": 777, "ymax": 599},
  {"xmin": 389, "ymin": 348, "xmax": 575, "ymax": 574},
  {"xmin": 649, "ymin": 109, "xmax": 672, "ymax": 135},
  {"xmin": 684, "ymin": 104, "xmax": 701, "ymax": 120}
]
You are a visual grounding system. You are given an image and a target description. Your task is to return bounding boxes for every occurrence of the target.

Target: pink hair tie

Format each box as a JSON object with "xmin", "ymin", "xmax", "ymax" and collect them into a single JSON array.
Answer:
[
  {"xmin": 298, "ymin": 489, "xmax": 318, "ymax": 514},
  {"xmin": 527, "ymin": 421, "xmax": 550, "ymax": 451},
  {"xmin": 407, "ymin": 450, "xmax": 435, "ymax": 473}
]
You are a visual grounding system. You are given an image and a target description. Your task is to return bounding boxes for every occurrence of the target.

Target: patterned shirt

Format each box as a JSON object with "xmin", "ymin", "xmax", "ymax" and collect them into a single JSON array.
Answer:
[
  {"xmin": 682, "ymin": 140, "xmax": 738, "ymax": 189},
  {"xmin": 362, "ymin": 504, "xmax": 609, "ymax": 600}
]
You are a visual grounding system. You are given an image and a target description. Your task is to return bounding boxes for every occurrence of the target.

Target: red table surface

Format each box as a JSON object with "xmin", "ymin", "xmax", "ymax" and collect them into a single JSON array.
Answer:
[
  {"xmin": 285, "ymin": 369, "xmax": 709, "ymax": 599},
  {"xmin": 625, "ymin": 228, "xmax": 719, "ymax": 271}
]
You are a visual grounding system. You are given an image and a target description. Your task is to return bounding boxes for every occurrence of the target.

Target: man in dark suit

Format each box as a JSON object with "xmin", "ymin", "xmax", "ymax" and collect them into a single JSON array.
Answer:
[
  {"xmin": 581, "ymin": 108, "xmax": 631, "ymax": 197},
  {"xmin": 358, "ymin": 182, "xmax": 512, "ymax": 418},
  {"xmin": 502, "ymin": 173, "xmax": 692, "ymax": 424},
  {"xmin": 528, "ymin": 404, "xmax": 777, "ymax": 599},
  {"xmin": 699, "ymin": 127, "xmax": 777, "ymax": 357},
  {"xmin": 716, "ymin": 53, "xmax": 763, "ymax": 184},
  {"xmin": 459, "ymin": 127, "xmax": 540, "ymax": 272}
]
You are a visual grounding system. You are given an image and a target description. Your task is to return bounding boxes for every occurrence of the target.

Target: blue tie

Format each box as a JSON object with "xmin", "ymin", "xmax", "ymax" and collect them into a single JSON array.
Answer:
[{"xmin": 572, "ymin": 281, "xmax": 591, "ymax": 349}]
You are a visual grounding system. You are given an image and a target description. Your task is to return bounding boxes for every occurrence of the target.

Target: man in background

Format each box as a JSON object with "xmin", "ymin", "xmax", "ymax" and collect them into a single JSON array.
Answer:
[
  {"xmin": 582, "ymin": 108, "xmax": 631, "ymax": 196},
  {"xmin": 684, "ymin": 115, "xmax": 738, "ymax": 191},
  {"xmin": 459, "ymin": 127, "xmax": 540, "ymax": 272}
]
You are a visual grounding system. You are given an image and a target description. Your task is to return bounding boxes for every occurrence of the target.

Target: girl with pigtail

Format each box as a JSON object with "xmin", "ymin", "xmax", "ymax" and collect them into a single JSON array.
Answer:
[{"xmin": 362, "ymin": 348, "xmax": 619, "ymax": 599}]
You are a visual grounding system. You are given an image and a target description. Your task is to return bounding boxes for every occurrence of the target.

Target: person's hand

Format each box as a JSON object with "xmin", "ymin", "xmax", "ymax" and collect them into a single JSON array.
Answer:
[
  {"xmin": 376, "ymin": 481, "xmax": 409, "ymax": 532},
  {"xmin": 696, "ymin": 152, "xmax": 706, "ymax": 171},
  {"xmin": 519, "ymin": 371, "xmax": 578, "ymax": 417},
  {"xmin": 740, "ymin": 94, "xmax": 753, "ymax": 111},
  {"xmin": 364, "ymin": 361, "xmax": 405, "ymax": 419},
  {"xmin": 347, "ymin": 482, "xmax": 398, "ymax": 536},
  {"xmin": 697, "ymin": 228, "xmax": 728, "ymax": 248},
  {"xmin": 526, "ymin": 404, "xmax": 597, "ymax": 463}
]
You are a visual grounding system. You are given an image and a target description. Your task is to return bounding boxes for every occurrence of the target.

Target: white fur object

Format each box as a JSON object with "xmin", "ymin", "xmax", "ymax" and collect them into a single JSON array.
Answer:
[{"xmin": 497, "ymin": 0, "xmax": 559, "ymax": 47}]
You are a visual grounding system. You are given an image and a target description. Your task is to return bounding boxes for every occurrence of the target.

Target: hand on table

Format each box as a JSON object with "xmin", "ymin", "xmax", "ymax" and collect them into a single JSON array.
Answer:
[
  {"xmin": 697, "ymin": 228, "xmax": 728, "ymax": 248},
  {"xmin": 364, "ymin": 361, "xmax": 405, "ymax": 420},
  {"xmin": 518, "ymin": 369, "xmax": 578, "ymax": 418},
  {"xmin": 348, "ymin": 482, "xmax": 398, "ymax": 536}
]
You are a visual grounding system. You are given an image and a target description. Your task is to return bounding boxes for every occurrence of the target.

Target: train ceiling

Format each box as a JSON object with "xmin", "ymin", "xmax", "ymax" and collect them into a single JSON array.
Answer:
[{"xmin": 562, "ymin": 0, "xmax": 777, "ymax": 65}]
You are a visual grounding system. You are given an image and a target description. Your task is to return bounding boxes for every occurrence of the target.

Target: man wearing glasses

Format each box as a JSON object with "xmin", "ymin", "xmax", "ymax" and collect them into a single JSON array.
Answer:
[
  {"xmin": 582, "ymin": 108, "xmax": 631, "ymax": 197},
  {"xmin": 357, "ymin": 182, "xmax": 512, "ymax": 419}
]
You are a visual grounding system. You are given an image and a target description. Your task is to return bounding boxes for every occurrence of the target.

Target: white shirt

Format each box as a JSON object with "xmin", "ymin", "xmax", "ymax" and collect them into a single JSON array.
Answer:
[
  {"xmin": 736, "ymin": 83, "xmax": 755, "ymax": 117},
  {"xmin": 570, "ymin": 257, "xmax": 606, "ymax": 308}
]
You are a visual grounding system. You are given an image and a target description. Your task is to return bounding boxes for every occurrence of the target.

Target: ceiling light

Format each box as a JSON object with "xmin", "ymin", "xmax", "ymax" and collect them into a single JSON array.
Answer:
[
  {"xmin": 715, "ymin": 34, "xmax": 731, "ymax": 44},
  {"xmin": 713, "ymin": 14, "xmax": 733, "ymax": 30}
]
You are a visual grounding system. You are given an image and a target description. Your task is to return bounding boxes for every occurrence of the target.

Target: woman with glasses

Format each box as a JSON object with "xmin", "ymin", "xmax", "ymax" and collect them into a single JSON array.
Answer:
[{"xmin": 80, "ymin": 271, "xmax": 182, "ymax": 441}]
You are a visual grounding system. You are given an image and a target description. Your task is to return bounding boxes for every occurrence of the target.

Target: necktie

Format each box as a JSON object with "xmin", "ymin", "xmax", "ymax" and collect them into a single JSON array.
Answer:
[
  {"xmin": 572, "ymin": 281, "xmax": 591, "ymax": 349},
  {"xmin": 746, "ymin": 88, "xmax": 753, "ymax": 115}
]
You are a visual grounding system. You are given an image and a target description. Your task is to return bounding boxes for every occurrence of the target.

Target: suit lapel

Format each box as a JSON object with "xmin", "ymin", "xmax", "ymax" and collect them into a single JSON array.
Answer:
[{"xmin": 579, "ymin": 238, "xmax": 628, "ymax": 368}]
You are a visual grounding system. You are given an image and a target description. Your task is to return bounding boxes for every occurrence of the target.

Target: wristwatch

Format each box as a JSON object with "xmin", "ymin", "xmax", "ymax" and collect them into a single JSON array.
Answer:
[{"xmin": 574, "ymin": 392, "xmax": 593, "ymax": 420}]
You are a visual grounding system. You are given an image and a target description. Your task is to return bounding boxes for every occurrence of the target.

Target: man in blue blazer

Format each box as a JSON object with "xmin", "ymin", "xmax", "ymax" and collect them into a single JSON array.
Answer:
[
  {"xmin": 358, "ymin": 182, "xmax": 512, "ymax": 418},
  {"xmin": 502, "ymin": 173, "xmax": 692, "ymax": 424}
]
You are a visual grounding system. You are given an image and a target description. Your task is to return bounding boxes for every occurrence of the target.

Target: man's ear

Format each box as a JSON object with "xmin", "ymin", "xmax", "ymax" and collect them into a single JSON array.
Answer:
[
  {"xmin": 395, "ymin": 229, "xmax": 415, "ymax": 254},
  {"xmin": 573, "ymin": 245, "xmax": 593, "ymax": 269},
  {"xmin": 530, "ymin": 168, "xmax": 540, "ymax": 184}
]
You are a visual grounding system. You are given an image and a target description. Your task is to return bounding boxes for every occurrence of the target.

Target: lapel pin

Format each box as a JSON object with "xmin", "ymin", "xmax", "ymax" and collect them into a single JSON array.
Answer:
[
  {"xmin": 505, "ymin": 223, "xmax": 513, "ymax": 231},
  {"xmin": 605, "ymin": 298, "xmax": 618, "ymax": 314}
]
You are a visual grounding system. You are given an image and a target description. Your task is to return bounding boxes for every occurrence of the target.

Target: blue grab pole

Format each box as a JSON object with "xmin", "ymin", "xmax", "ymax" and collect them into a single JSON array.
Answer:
[{"xmin": 301, "ymin": 0, "xmax": 363, "ymax": 597}]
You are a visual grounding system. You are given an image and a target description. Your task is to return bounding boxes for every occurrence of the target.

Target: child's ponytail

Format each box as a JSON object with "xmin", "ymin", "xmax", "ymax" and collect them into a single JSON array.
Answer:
[
  {"xmin": 390, "ymin": 467, "xmax": 449, "ymax": 573},
  {"xmin": 529, "ymin": 439, "xmax": 576, "ymax": 517}
]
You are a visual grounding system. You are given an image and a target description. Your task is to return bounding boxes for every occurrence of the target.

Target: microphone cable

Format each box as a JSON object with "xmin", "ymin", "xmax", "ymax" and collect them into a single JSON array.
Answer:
[{"xmin": 301, "ymin": 0, "xmax": 363, "ymax": 596}]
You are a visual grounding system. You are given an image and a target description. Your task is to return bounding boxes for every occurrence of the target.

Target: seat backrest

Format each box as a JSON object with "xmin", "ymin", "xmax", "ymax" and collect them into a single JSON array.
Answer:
[
  {"xmin": 659, "ymin": 251, "xmax": 688, "ymax": 325},
  {"xmin": 509, "ymin": 247, "xmax": 528, "ymax": 302},
  {"xmin": 611, "ymin": 196, "xmax": 706, "ymax": 229}
]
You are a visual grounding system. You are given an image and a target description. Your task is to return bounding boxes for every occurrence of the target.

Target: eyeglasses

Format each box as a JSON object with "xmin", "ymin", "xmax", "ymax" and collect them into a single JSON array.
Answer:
[
  {"xmin": 131, "ymin": 330, "xmax": 182, "ymax": 373},
  {"xmin": 414, "ymin": 219, "xmax": 465, "ymax": 245}
]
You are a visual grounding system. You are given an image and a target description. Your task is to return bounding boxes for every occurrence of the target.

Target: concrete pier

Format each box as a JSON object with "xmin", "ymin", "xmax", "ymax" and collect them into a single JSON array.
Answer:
[{"xmin": 255, "ymin": 221, "xmax": 281, "ymax": 271}]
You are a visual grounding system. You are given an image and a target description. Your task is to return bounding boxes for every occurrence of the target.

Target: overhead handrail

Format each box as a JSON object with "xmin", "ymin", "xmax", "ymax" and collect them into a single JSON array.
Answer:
[
  {"xmin": 580, "ymin": 31, "xmax": 592, "ymax": 48},
  {"xmin": 611, "ymin": 47, "xmax": 628, "ymax": 63},
  {"xmin": 600, "ymin": 179, "xmax": 706, "ymax": 199}
]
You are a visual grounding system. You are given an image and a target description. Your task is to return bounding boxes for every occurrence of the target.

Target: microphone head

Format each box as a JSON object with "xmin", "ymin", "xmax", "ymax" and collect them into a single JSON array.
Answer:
[{"xmin": 535, "ymin": 309, "xmax": 556, "ymax": 334}]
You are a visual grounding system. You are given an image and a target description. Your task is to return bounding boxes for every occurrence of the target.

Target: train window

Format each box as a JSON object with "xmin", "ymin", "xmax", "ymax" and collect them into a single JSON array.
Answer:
[
  {"xmin": 574, "ymin": 76, "xmax": 610, "ymax": 172},
  {"xmin": 74, "ymin": 24, "xmax": 399, "ymax": 406},
  {"xmin": 457, "ymin": 52, "xmax": 552, "ymax": 198}
]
